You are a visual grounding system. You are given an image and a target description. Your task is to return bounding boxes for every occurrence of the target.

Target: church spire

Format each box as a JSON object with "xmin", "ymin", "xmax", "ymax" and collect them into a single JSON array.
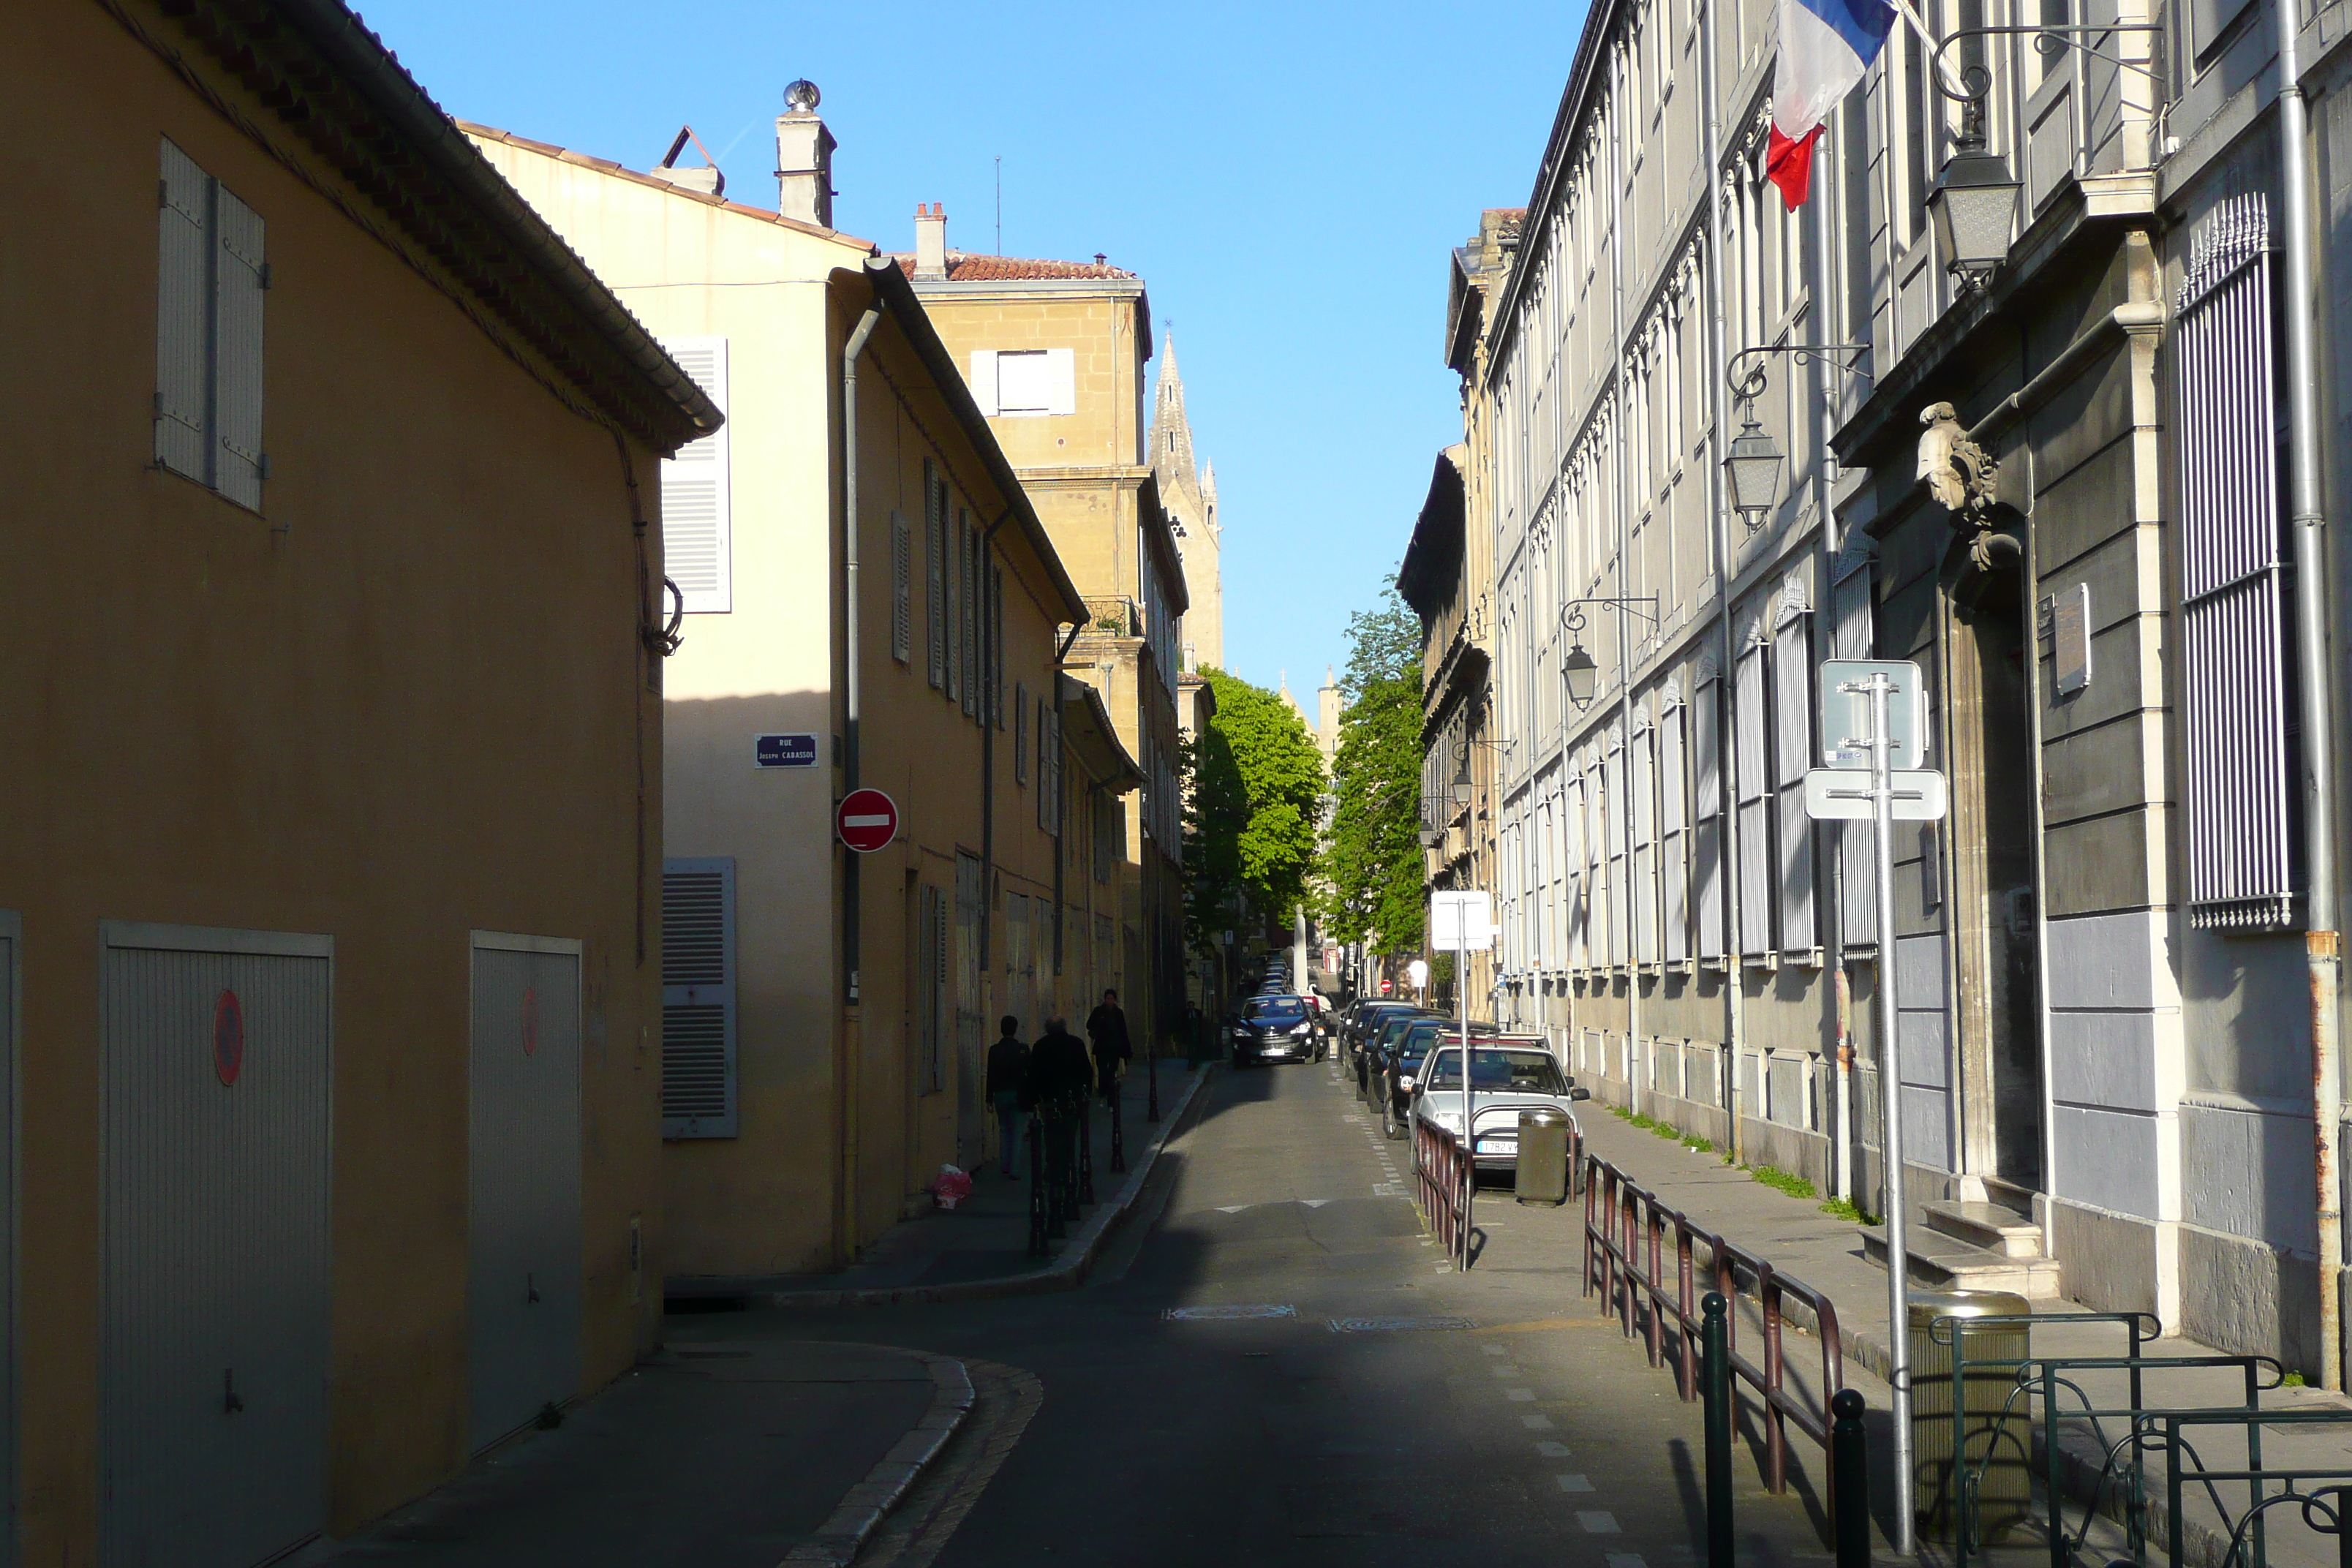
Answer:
[{"xmin": 1150, "ymin": 332, "xmax": 1196, "ymax": 490}]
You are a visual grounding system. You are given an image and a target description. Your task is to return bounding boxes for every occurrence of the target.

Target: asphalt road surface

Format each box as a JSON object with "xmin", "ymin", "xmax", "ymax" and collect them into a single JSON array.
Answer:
[{"xmin": 671, "ymin": 1057, "xmax": 1852, "ymax": 1568}]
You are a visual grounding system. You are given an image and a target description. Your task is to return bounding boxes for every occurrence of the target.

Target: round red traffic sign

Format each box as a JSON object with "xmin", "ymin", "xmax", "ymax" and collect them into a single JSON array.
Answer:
[
  {"xmin": 837, "ymin": 787, "xmax": 900, "ymax": 853},
  {"xmin": 1379, "ymin": 978, "xmax": 1393, "ymax": 996}
]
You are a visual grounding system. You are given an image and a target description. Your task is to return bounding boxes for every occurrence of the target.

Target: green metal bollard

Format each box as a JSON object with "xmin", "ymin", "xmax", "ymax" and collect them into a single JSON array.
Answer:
[
  {"xmin": 1702, "ymin": 1291, "xmax": 1734, "ymax": 1568},
  {"xmin": 1833, "ymin": 1387, "xmax": 1871, "ymax": 1568}
]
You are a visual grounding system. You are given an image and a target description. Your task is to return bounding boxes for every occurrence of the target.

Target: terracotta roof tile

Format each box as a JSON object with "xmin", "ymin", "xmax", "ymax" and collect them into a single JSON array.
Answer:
[{"xmin": 892, "ymin": 251, "xmax": 1137, "ymax": 282}]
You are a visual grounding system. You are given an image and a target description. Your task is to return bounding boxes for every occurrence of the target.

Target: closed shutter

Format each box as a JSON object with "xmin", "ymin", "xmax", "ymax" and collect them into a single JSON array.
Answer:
[
  {"xmin": 1658, "ymin": 691, "xmax": 1689, "ymax": 964},
  {"xmin": 658, "ymin": 338, "xmax": 732, "ymax": 613},
  {"xmin": 154, "ymin": 140, "xmax": 211, "ymax": 483},
  {"xmin": 1047, "ymin": 707, "xmax": 1063, "ymax": 836},
  {"xmin": 891, "ymin": 511, "xmax": 913, "ymax": 663},
  {"xmin": 1771, "ymin": 594, "xmax": 1818, "ymax": 954},
  {"xmin": 212, "ymin": 186, "xmax": 265, "ymax": 510},
  {"xmin": 968, "ymin": 350, "xmax": 1000, "ymax": 415},
  {"xmin": 1694, "ymin": 669, "xmax": 1726, "ymax": 961},
  {"xmin": 1564, "ymin": 777, "xmax": 1587, "ymax": 968},
  {"xmin": 661, "ymin": 858, "xmax": 737, "ymax": 1138},
  {"xmin": 1605, "ymin": 729, "xmax": 1629, "ymax": 965},
  {"xmin": 1045, "ymin": 347, "xmax": 1077, "ymax": 415},
  {"xmin": 960, "ymin": 513, "xmax": 979, "ymax": 719},
  {"xmin": 1734, "ymin": 633, "xmax": 1773, "ymax": 957},
  {"xmin": 1631, "ymin": 716, "xmax": 1658, "ymax": 964},
  {"xmin": 1037, "ymin": 695, "xmax": 1052, "ymax": 831},
  {"xmin": 925, "ymin": 461, "xmax": 946, "ymax": 689},
  {"xmin": 2178, "ymin": 194, "xmax": 2297, "ymax": 932},
  {"xmin": 1831, "ymin": 546, "xmax": 1877, "ymax": 944},
  {"xmin": 946, "ymin": 493, "xmax": 965, "ymax": 705},
  {"xmin": 992, "ymin": 566, "xmax": 1006, "ymax": 728},
  {"xmin": 1014, "ymin": 682, "xmax": 1029, "ymax": 783}
]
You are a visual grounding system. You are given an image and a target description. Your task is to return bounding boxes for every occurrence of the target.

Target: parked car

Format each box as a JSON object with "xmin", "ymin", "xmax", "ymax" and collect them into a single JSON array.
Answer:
[
  {"xmin": 1227, "ymin": 994, "xmax": 1323, "ymax": 1066},
  {"xmin": 1358, "ymin": 1009, "xmax": 1441, "ymax": 1104},
  {"xmin": 1409, "ymin": 1043, "xmax": 1591, "ymax": 1172},
  {"xmin": 1341, "ymin": 1000, "xmax": 1425, "ymax": 1068},
  {"xmin": 1373, "ymin": 1019, "xmax": 1510, "ymax": 1138}
]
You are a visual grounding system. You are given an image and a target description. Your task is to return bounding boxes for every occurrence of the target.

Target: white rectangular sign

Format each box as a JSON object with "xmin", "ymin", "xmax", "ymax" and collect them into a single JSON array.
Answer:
[
  {"xmin": 1819, "ymin": 659, "xmax": 1926, "ymax": 772},
  {"xmin": 1803, "ymin": 767, "xmax": 1949, "ymax": 821},
  {"xmin": 1430, "ymin": 890, "xmax": 1495, "ymax": 951}
]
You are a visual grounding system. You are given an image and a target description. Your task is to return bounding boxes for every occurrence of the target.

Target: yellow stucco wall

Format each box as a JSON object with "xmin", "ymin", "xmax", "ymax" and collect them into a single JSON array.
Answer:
[{"xmin": 3, "ymin": 4, "xmax": 666, "ymax": 1550}]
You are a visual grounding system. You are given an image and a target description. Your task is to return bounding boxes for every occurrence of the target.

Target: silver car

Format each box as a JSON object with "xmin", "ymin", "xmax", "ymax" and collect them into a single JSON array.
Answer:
[{"xmin": 1410, "ymin": 1042, "xmax": 1589, "ymax": 1170}]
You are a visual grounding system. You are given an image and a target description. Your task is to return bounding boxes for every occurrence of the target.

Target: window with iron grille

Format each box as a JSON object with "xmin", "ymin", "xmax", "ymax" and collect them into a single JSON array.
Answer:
[{"xmin": 2177, "ymin": 193, "xmax": 2299, "ymax": 932}]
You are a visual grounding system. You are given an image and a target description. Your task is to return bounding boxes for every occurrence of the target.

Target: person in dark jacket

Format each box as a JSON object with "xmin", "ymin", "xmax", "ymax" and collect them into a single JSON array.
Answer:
[
  {"xmin": 985, "ymin": 1016, "xmax": 1030, "ymax": 1177},
  {"xmin": 1027, "ymin": 1015, "xmax": 1093, "ymax": 1107},
  {"xmin": 1085, "ymin": 990, "xmax": 1133, "ymax": 1107}
]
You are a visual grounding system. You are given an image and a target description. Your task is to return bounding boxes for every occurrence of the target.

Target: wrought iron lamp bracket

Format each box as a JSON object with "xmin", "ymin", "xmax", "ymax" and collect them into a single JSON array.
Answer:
[
  {"xmin": 1559, "ymin": 595, "xmax": 1662, "ymax": 639},
  {"xmin": 1931, "ymin": 23, "xmax": 2166, "ymax": 146},
  {"xmin": 1726, "ymin": 343, "xmax": 1874, "ymax": 412}
]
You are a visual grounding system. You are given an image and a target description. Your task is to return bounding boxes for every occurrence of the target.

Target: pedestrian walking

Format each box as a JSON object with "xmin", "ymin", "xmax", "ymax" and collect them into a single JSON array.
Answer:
[
  {"xmin": 1086, "ymin": 988, "xmax": 1132, "ymax": 1108},
  {"xmin": 985, "ymin": 1016, "xmax": 1031, "ymax": 1179},
  {"xmin": 1028, "ymin": 1015, "xmax": 1092, "ymax": 1219}
]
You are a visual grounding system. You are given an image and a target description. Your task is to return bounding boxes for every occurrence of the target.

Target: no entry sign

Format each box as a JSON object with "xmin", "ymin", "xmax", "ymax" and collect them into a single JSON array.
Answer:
[{"xmin": 836, "ymin": 788, "xmax": 899, "ymax": 853}]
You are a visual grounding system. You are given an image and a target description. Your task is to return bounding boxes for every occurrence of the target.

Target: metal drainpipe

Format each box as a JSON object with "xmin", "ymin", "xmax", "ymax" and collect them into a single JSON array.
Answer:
[
  {"xmin": 1607, "ymin": 42, "xmax": 1644, "ymax": 1117},
  {"xmin": 1699, "ymin": 0, "xmax": 1749, "ymax": 1161},
  {"xmin": 2279, "ymin": 1, "xmax": 2345, "ymax": 1390},
  {"xmin": 839, "ymin": 293, "xmax": 883, "ymax": 1262},
  {"xmin": 1811, "ymin": 142, "xmax": 1850, "ymax": 1200}
]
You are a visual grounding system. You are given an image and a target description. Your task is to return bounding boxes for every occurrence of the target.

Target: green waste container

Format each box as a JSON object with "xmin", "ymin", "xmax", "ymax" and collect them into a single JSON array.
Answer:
[
  {"xmin": 1908, "ymin": 1288, "xmax": 2031, "ymax": 1542},
  {"xmin": 1514, "ymin": 1106, "xmax": 1571, "ymax": 1206}
]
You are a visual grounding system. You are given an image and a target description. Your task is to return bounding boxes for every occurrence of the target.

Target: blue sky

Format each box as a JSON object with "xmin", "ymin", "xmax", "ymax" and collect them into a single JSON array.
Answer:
[{"xmin": 363, "ymin": 0, "xmax": 1587, "ymax": 696}]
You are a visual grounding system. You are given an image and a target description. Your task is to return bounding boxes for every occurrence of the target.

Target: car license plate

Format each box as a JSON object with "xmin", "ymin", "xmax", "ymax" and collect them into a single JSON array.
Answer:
[{"xmin": 1476, "ymin": 1137, "xmax": 1518, "ymax": 1153}]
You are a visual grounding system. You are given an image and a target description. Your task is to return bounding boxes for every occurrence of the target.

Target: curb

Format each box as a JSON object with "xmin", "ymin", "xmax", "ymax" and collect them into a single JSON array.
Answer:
[
  {"xmin": 783, "ymin": 1352, "xmax": 975, "ymax": 1566},
  {"xmin": 717, "ymin": 1065, "xmax": 1215, "ymax": 1312}
]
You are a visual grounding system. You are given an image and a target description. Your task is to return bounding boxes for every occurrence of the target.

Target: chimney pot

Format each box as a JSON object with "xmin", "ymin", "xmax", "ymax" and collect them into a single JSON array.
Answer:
[
  {"xmin": 774, "ymin": 94, "xmax": 836, "ymax": 227},
  {"xmin": 914, "ymin": 202, "xmax": 949, "ymax": 281}
]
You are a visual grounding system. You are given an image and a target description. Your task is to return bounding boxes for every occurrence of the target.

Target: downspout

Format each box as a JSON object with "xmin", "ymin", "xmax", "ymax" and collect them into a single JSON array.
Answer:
[
  {"xmin": 1700, "ymin": 0, "xmax": 1750, "ymax": 1161},
  {"xmin": 838, "ymin": 295, "xmax": 883, "ymax": 1262},
  {"xmin": 1607, "ymin": 41, "xmax": 1644, "ymax": 1117},
  {"xmin": 1812, "ymin": 143, "xmax": 1850, "ymax": 1202},
  {"xmin": 2280, "ymin": 2, "xmax": 2345, "ymax": 1390}
]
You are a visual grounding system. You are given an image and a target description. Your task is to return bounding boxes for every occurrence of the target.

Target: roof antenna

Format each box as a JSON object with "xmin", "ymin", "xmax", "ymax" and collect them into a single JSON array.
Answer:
[{"xmin": 994, "ymin": 155, "xmax": 1002, "ymax": 255}]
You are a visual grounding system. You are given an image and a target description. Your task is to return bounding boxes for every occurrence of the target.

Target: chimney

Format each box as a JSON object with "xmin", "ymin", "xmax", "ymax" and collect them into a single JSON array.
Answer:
[
  {"xmin": 774, "ymin": 79, "xmax": 835, "ymax": 227},
  {"xmin": 913, "ymin": 202, "xmax": 948, "ymax": 280}
]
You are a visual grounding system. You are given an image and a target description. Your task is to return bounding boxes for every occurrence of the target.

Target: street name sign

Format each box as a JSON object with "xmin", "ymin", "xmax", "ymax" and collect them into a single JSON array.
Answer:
[
  {"xmin": 1431, "ymin": 890, "xmax": 1496, "ymax": 951},
  {"xmin": 1803, "ymin": 768, "xmax": 1948, "ymax": 821},
  {"xmin": 835, "ymin": 787, "xmax": 899, "ymax": 852},
  {"xmin": 754, "ymin": 732, "xmax": 819, "ymax": 769},
  {"xmin": 1819, "ymin": 659, "xmax": 1926, "ymax": 771}
]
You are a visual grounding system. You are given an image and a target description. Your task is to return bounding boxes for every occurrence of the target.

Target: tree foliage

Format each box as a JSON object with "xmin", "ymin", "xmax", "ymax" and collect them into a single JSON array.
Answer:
[
  {"xmin": 1181, "ymin": 668, "xmax": 1326, "ymax": 954},
  {"xmin": 1322, "ymin": 587, "xmax": 1426, "ymax": 959}
]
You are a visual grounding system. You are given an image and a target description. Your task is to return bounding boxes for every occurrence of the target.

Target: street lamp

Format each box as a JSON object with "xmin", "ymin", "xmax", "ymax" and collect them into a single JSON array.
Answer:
[
  {"xmin": 1926, "ymin": 143, "xmax": 2021, "ymax": 284},
  {"xmin": 1561, "ymin": 641, "xmax": 1600, "ymax": 710},
  {"xmin": 1558, "ymin": 598, "xmax": 1658, "ymax": 713},
  {"xmin": 1724, "ymin": 412, "xmax": 1785, "ymax": 529}
]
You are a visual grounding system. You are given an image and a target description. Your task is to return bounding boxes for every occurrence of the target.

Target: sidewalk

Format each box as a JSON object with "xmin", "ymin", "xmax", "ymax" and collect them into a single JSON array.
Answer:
[
  {"xmin": 668, "ymin": 1056, "xmax": 1205, "ymax": 1308},
  {"xmin": 319, "ymin": 1340, "xmax": 970, "ymax": 1567},
  {"xmin": 1490, "ymin": 1107, "xmax": 2352, "ymax": 1568}
]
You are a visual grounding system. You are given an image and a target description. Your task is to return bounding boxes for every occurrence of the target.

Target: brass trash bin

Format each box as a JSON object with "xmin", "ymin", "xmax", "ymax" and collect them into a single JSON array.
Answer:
[
  {"xmin": 1909, "ymin": 1289, "xmax": 2031, "ymax": 1542},
  {"xmin": 1514, "ymin": 1107, "xmax": 1571, "ymax": 1206}
]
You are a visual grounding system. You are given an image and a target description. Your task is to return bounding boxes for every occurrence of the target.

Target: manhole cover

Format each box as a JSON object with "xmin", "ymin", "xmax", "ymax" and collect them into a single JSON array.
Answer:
[
  {"xmin": 1327, "ymin": 1316, "xmax": 1475, "ymax": 1333},
  {"xmin": 1163, "ymin": 1304, "xmax": 1298, "ymax": 1321}
]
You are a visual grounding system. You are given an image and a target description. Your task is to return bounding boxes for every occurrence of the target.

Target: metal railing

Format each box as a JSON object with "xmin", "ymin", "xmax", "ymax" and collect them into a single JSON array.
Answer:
[
  {"xmin": 1414, "ymin": 1115, "xmax": 1473, "ymax": 1259},
  {"xmin": 2141, "ymin": 1409, "xmax": 2352, "ymax": 1568},
  {"xmin": 1581, "ymin": 1151, "xmax": 1847, "ymax": 1499}
]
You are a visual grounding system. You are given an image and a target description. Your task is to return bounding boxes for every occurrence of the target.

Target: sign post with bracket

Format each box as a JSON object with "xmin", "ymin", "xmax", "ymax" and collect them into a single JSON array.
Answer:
[{"xmin": 1805, "ymin": 658, "xmax": 1945, "ymax": 1557}]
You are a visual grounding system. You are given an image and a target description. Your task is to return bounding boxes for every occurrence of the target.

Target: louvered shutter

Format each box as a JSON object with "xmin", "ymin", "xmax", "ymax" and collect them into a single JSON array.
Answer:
[
  {"xmin": 212, "ymin": 186, "xmax": 265, "ymax": 510},
  {"xmin": 960, "ymin": 513, "xmax": 979, "ymax": 719},
  {"xmin": 155, "ymin": 140, "xmax": 211, "ymax": 484},
  {"xmin": 1605, "ymin": 731, "xmax": 1629, "ymax": 965},
  {"xmin": 968, "ymin": 351, "xmax": 1000, "ymax": 415},
  {"xmin": 1632, "ymin": 718, "xmax": 1658, "ymax": 964},
  {"xmin": 1048, "ymin": 708, "xmax": 1063, "ymax": 836},
  {"xmin": 1014, "ymin": 682, "xmax": 1029, "ymax": 783},
  {"xmin": 1831, "ymin": 552, "xmax": 1877, "ymax": 945},
  {"xmin": 891, "ymin": 511, "xmax": 913, "ymax": 664},
  {"xmin": 1037, "ymin": 696, "xmax": 1052, "ymax": 831},
  {"xmin": 1564, "ymin": 776, "xmax": 1587, "ymax": 968},
  {"xmin": 925, "ymin": 461, "xmax": 946, "ymax": 689},
  {"xmin": 946, "ymin": 492, "xmax": 965, "ymax": 705},
  {"xmin": 658, "ymin": 338, "xmax": 732, "ymax": 613},
  {"xmin": 1694, "ymin": 671, "xmax": 1726, "ymax": 961},
  {"xmin": 992, "ymin": 567, "xmax": 1006, "ymax": 728},
  {"xmin": 1734, "ymin": 635, "xmax": 1773, "ymax": 957},
  {"xmin": 1771, "ymin": 602, "xmax": 1818, "ymax": 954},
  {"xmin": 661, "ymin": 858, "xmax": 737, "ymax": 1138}
]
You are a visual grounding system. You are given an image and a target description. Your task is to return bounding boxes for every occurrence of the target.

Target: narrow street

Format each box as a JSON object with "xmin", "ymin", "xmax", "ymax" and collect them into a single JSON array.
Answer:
[{"xmin": 671, "ymin": 1061, "xmax": 1848, "ymax": 1568}]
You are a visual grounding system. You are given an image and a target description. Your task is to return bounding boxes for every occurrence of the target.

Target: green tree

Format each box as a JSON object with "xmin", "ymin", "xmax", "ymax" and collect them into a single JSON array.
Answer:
[
  {"xmin": 1323, "ymin": 587, "xmax": 1426, "ymax": 960},
  {"xmin": 1181, "ymin": 669, "xmax": 1326, "ymax": 954}
]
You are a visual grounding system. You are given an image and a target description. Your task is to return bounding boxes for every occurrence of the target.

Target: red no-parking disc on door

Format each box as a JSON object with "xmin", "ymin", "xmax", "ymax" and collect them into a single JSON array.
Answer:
[{"xmin": 836, "ymin": 787, "xmax": 900, "ymax": 853}]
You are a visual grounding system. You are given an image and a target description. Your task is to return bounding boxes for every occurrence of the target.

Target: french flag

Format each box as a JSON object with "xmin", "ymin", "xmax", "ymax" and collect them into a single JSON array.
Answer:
[{"xmin": 1768, "ymin": 0, "xmax": 1896, "ymax": 208}]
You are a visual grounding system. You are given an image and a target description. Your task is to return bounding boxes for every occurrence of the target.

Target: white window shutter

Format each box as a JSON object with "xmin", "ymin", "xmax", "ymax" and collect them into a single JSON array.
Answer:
[
  {"xmin": 1694, "ymin": 674, "xmax": 1726, "ymax": 961},
  {"xmin": 1771, "ymin": 609, "xmax": 1818, "ymax": 954},
  {"xmin": 1632, "ymin": 722, "xmax": 1657, "ymax": 965},
  {"xmin": 1734, "ymin": 637, "xmax": 1773, "ymax": 958},
  {"xmin": 925, "ymin": 463, "xmax": 946, "ymax": 689},
  {"xmin": 1045, "ymin": 347, "xmax": 1077, "ymax": 415},
  {"xmin": 658, "ymin": 337, "xmax": 731, "ymax": 613},
  {"xmin": 212, "ymin": 185, "xmax": 265, "ymax": 510},
  {"xmin": 891, "ymin": 511, "xmax": 912, "ymax": 663},
  {"xmin": 155, "ymin": 140, "xmax": 211, "ymax": 484},
  {"xmin": 662, "ymin": 857, "xmax": 737, "ymax": 1138},
  {"xmin": 1659, "ymin": 701, "xmax": 1689, "ymax": 964},
  {"xmin": 969, "ymin": 350, "xmax": 1000, "ymax": 415}
]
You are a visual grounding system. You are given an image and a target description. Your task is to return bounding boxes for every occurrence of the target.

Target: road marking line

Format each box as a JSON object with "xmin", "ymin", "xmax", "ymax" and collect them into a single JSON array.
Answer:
[
  {"xmin": 1504, "ymin": 1389, "xmax": 1537, "ymax": 1401},
  {"xmin": 1490, "ymin": 1366, "xmax": 1518, "ymax": 1378},
  {"xmin": 1482, "ymin": 1345, "xmax": 1508, "ymax": 1356},
  {"xmin": 1554, "ymin": 1474, "xmax": 1595, "ymax": 1493},
  {"xmin": 1535, "ymin": 1440, "xmax": 1572, "ymax": 1458},
  {"xmin": 1520, "ymin": 1414, "xmax": 1555, "ymax": 1429},
  {"xmin": 1577, "ymin": 1512, "xmax": 1621, "ymax": 1534}
]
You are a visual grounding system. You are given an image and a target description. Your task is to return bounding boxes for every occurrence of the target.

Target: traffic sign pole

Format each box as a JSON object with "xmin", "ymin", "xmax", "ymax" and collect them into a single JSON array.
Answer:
[{"xmin": 1861, "ymin": 670, "xmax": 1916, "ymax": 1558}]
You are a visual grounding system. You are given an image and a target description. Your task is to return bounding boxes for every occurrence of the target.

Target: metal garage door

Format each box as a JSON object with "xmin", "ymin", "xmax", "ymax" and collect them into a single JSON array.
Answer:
[
  {"xmin": 468, "ymin": 933, "xmax": 581, "ymax": 1451},
  {"xmin": 100, "ymin": 922, "xmax": 332, "ymax": 1568}
]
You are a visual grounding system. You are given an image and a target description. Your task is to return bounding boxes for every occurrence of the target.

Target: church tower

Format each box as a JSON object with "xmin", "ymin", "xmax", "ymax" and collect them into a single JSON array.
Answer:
[{"xmin": 1149, "ymin": 334, "xmax": 1224, "ymax": 672}]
